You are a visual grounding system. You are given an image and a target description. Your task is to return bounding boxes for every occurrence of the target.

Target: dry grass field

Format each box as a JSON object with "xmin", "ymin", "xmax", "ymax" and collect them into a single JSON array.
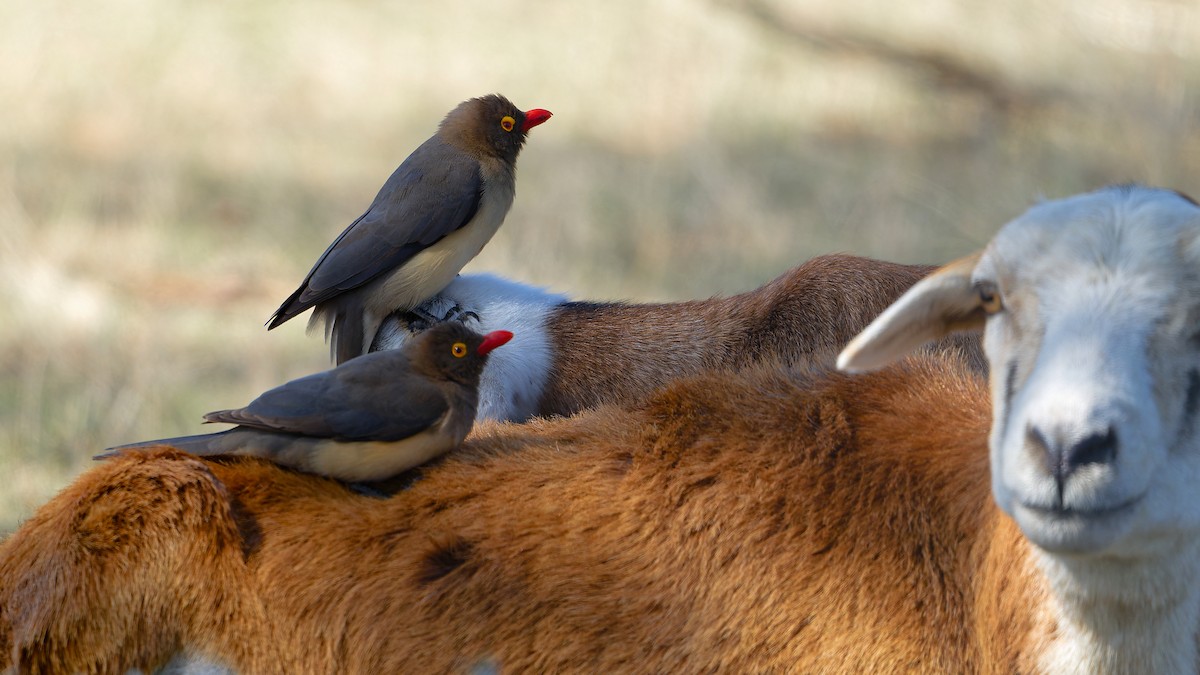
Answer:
[{"xmin": 1, "ymin": 0, "xmax": 1197, "ymax": 534}]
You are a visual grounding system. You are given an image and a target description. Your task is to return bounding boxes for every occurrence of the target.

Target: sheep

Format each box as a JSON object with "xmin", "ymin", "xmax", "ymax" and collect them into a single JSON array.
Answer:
[
  {"xmin": 2, "ymin": 185, "xmax": 1197, "ymax": 673},
  {"xmin": 840, "ymin": 184, "xmax": 1200, "ymax": 673},
  {"xmin": 370, "ymin": 253, "xmax": 984, "ymax": 421}
]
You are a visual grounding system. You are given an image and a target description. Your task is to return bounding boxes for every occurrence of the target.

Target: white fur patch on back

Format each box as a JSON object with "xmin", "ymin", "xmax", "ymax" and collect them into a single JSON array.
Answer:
[{"xmin": 373, "ymin": 273, "xmax": 568, "ymax": 423}]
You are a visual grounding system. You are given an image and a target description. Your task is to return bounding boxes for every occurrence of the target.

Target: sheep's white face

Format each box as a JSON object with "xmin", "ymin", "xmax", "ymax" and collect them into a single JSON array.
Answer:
[
  {"xmin": 977, "ymin": 188, "xmax": 1200, "ymax": 555},
  {"xmin": 839, "ymin": 186, "xmax": 1200, "ymax": 558}
]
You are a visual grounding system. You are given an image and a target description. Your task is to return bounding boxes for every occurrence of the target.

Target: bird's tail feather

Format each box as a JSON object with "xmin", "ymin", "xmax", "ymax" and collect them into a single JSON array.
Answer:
[
  {"xmin": 266, "ymin": 286, "xmax": 310, "ymax": 330},
  {"xmin": 327, "ymin": 297, "xmax": 368, "ymax": 365},
  {"xmin": 95, "ymin": 430, "xmax": 241, "ymax": 461}
]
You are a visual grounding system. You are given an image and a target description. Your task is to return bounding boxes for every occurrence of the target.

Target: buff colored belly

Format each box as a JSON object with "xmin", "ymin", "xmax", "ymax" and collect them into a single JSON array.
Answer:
[
  {"xmin": 302, "ymin": 428, "xmax": 456, "ymax": 482},
  {"xmin": 369, "ymin": 181, "xmax": 515, "ymax": 315}
]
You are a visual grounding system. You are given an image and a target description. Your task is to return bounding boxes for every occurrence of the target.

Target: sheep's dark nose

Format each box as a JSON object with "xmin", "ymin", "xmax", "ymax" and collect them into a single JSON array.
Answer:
[{"xmin": 1026, "ymin": 425, "xmax": 1118, "ymax": 501}]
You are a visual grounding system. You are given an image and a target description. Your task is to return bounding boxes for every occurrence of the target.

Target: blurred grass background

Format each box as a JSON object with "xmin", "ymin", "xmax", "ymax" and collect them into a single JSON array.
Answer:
[{"xmin": 1, "ymin": 0, "xmax": 1197, "ymax": 534}]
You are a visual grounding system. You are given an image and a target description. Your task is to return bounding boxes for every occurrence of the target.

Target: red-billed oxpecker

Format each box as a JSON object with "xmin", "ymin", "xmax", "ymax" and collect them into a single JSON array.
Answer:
[
  {"xmin": 98, "ymin": 324, "xmax": 513, "ymax": 481},
  {"xmin": 267, "ymin": 94, "xmax": 551, "ymax": 364}
]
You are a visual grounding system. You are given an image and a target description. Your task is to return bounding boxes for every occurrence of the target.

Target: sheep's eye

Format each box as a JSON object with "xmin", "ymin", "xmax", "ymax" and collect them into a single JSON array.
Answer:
[
  {"xmin": 451, "ymin": 342, "xmax": 468, "ymax": 358},
  {"xmin": 976, "ymin": 281, "xmax": 1003, "ymax": 315},
  {"xmin": 500, "ymin": 116, "xmax": 515, "ymax": 132}
]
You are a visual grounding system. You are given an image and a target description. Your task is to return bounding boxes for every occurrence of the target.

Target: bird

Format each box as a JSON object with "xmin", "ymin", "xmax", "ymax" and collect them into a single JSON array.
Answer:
[
  {"xmin": 267, "ymin": 93, "xmax": 551, "ymax": 364},
  {"xmin": 97, "ymin": 324, "xmax": 514, "ymax": 482}
]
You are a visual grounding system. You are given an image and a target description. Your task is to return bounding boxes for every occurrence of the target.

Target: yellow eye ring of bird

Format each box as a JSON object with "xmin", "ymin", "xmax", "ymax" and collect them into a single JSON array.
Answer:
[
  {"xmin": 451, "ymin": 342, "xmax": 468, "ymax": 358},
  {"xmin": 500, "ymin": 116, "xmax": 515, "ymax": 132}
]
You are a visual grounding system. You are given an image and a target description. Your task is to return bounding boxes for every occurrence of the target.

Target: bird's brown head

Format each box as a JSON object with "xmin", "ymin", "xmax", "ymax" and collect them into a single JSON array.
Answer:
[
  {"xmin": 439, "ymin": 94, "xmax": 551, "ymax": 164},
  {"xmin": 413, "ymin": 322, "xmax": 513, "ymax": 385}
]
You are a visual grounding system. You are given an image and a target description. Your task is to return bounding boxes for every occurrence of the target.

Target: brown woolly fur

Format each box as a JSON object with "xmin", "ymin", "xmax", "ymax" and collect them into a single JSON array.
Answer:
[
  {"xmin": 540, "ymin": 254, "xmax": 985, "ymax": 416},
  {"xmin": 1, "ymin": 353, "xmax": 1053, "ymax": 673}
]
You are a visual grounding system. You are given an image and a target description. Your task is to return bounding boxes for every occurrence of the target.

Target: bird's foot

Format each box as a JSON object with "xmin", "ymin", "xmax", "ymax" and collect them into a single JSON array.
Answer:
[
  {"xmin": 346, "ymin": 481, "xmax": 391, "ymax": 498},
  {"xmin": 370, "ymin": 295, "xmax": 481, "ymax": 353},
  {"xmin": 409, "ymin": 295, "xmax": 481, "ymax": 331},
  {"xmin": 347, "ymin": 468, "xmax": 425, "ymax": 497},
  {"xmin": 447, "ymin": 306, "xmax": 481, "ymax": 324}
]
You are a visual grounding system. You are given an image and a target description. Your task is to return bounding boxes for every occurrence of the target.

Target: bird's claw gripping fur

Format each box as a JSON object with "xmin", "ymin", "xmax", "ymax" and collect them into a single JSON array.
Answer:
[{"xmin": 406, "ymin": 296, "xmax": 481, "ymax": 333}]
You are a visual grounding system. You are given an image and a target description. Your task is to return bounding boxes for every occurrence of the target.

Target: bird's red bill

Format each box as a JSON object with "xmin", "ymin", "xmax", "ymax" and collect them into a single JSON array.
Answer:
[
  {"xmin": 522, "ymin": 109, "xmax": 552, "ymax": 132},
  {"xmin": 477, "ymin": 330, "xmax": 514, "ymax": 356}
]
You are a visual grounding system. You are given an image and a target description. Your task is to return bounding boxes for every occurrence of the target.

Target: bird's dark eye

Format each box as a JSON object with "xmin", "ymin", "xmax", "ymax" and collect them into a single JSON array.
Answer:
[
  {"xmin": 451, "ymin": 342, "xmax": 468, "ymax": 358},
  {"xmin": 500, "ymin": 116, "xmax": 515, "ymax": 132},
  {"xmin": 975, "ymin": 281, "xmax": 1003, "ymax": 315}
]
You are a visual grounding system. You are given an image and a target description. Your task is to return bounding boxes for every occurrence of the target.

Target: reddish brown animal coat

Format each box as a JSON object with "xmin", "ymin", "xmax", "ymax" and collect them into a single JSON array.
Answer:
[
  {"xmin": 1, "ymin": 354, "xmax": 1046, "ymax": 673},
  {"xmin": 374, "ymin": 254, "xmax": 984, "ymax": 422},
  {"xmin": 539, "ymin": 254, "xmax": 985, "ymax": 416}
]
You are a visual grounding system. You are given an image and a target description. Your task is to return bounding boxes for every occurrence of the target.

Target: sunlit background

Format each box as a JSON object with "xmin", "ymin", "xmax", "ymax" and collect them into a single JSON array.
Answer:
[{"xmin": 1, "ymin": 0, "xmax": 1197, "ymax": 533}]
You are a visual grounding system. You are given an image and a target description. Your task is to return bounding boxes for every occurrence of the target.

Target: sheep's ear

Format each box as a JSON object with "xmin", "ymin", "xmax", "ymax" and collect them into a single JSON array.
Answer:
[{"xmin": 838, "ymin": 252, "xmax": 985, "ymax": 372}]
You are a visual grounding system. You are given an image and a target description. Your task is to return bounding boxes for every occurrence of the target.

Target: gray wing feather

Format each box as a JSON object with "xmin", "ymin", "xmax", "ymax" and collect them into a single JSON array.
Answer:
[
  {"xmin": 277, "ymin": 137, "xmax": 483, "ymax": 318},
  {"xmin": 204, "ymin": 350, "xmax": 450, "ymax": 442}
]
